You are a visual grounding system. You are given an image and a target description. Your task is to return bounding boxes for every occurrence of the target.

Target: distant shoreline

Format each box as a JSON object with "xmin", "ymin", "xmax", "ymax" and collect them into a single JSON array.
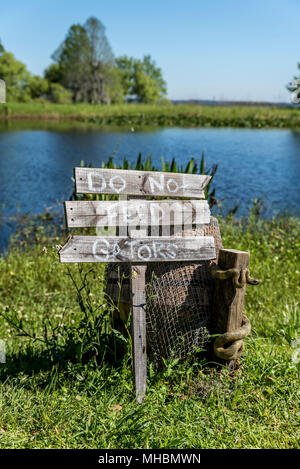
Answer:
[
  {"xmin": 172, "ymin": 99, "xmax": 293, "ymax": 108},
  {"xmin": 1, "ymin": 102, "xmax": 300, "ymax": 128}
]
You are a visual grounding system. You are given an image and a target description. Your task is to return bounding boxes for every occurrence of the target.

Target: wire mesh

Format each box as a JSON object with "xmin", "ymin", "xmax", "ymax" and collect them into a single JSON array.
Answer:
[{"xmin": 105, "ymin": 217, "xmax": 222, "ymax": 366}]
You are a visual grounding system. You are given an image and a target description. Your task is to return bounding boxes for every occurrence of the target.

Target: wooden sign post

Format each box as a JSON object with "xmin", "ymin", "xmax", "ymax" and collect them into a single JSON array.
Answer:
[
  {"xmin": 131, "ymin": 230, "xmax": 147, "ymax": 403},
  {"xmin": 60, "ymin": 167, "xmax": 216, "ymax": 402}
]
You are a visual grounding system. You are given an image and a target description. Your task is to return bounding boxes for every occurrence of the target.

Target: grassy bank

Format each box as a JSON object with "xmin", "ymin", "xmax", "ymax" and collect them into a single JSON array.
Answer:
[
  {"xmin": 0, "ymin": 214, "xmax": 299, "ymax": 449},
  {"xmin": 1, "ymin": 102, "xmax": 300, "ymax": 128}
]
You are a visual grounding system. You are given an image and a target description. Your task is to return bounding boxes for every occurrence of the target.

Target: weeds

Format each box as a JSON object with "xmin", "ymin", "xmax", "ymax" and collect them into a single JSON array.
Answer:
[
  {"xmin": 0, "ymin": 213, "xmax": 299, "ymax": 448},
  {"xmin": 1, "ymin": 102, "xmax": 300, "ymax": 129}
]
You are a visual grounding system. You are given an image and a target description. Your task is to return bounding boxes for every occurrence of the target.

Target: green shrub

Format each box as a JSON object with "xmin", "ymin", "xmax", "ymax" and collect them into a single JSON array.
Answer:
[{"xmin": 48, "ymin": 83, "xmax": 72, "ymax": 104}]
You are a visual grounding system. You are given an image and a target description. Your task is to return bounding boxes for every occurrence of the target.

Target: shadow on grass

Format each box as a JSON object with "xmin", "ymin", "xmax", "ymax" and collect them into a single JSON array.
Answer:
[{"xmin": 0, "ymin": 333, "xmax": 130, "ymax": 389}]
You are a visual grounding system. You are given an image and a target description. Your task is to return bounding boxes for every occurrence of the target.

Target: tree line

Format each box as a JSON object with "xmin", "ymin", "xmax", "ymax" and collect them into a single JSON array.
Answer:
[{"xmin": 0, "ymin": 17, "xmax": 167, "ymax": 104}]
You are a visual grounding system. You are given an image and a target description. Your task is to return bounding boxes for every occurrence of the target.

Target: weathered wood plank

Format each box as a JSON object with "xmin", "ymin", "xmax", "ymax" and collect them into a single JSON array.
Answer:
[
  {"xmin": 75, "ymin": 167, "xmax": 210, "ymax": 198},
  {"xmin": 130, "ymin": 230, "xmax": 147, "ymax": 403},
  {"xmin": 65, "ymin": 199, "xmax": 210, "ymax": 228},
  {"xmin": 59, "ymin": 235, "xmax": 216, "ymax": 263}
]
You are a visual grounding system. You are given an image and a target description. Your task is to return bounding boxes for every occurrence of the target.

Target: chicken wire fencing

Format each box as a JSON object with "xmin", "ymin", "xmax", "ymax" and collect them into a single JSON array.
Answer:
[{"xmin": 105, "ymin": 217, "xmax": 223, "ymax": 367}]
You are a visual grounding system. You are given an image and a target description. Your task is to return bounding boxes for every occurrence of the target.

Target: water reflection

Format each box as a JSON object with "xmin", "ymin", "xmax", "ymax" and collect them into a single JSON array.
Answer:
[{"xmin": 0, "ymin": 122, "xmax": 299, "ymax": 250}]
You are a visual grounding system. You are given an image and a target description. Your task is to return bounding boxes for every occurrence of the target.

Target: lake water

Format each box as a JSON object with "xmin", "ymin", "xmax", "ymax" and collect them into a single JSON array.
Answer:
[{"xmin": 0, "ymin": 122, "xmax": 299, "ymax": 249}]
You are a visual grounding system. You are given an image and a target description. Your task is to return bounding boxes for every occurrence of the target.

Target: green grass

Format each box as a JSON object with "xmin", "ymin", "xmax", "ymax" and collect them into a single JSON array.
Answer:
[
  {"xmin": 0, "ymin": 215, "xmax": 299, "ymax": 448},
  {"xmin": 1, "ymin": 102, "xmax": 300, "ymax": 128}
]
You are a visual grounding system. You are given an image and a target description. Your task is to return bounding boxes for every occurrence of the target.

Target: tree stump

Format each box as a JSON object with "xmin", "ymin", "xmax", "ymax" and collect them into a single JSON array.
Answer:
[{"xmin": 211, "ymin": 249, "xmax": 250, "ymax": 367}]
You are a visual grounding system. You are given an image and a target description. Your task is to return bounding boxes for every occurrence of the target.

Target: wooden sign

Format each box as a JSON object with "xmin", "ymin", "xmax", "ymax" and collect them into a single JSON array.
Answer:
[
  {"xmin": 64, "ymin": 199, "xmax": 211, "ymax": 228},
  {"xmin": 0, "ymin": 80, "xmax": 5, "ymax": 103},
  {"xmin": 59, "ymin": 235, "xmax": 215, "ymax": 263},
  {"xmin": 60, "ymin": 166, "xmax": 215, "ymax": 403},
  {"xmin": 75, "ymin": 167, "xmax": 210, "ymax": 198}
]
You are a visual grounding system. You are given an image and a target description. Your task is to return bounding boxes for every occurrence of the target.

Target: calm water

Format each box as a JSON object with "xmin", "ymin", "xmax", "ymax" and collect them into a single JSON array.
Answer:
[{"xmin": 0, "ymin": 122, "xmax": 299, "ymax": 249}]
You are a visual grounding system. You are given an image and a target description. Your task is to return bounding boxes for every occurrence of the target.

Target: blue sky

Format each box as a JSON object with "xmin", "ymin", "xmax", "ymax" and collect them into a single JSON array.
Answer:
[{"xmin": 1, "ymin": 0, "xmax": 299, "ymax": 102}]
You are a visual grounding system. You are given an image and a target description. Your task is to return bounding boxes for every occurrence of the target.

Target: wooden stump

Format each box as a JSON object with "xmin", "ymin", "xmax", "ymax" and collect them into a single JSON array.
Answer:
[{"xmin": 211, "ymin": 249, "xmax": 250, "ymax": 365}]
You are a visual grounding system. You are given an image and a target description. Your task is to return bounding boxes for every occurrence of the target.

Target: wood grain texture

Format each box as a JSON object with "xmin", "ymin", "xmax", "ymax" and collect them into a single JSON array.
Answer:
[
  {"xmin": 130, "ymin": 230, "xmax": 147, "ymax": 403},
  {"xmin": 75, "ymin": 167, "xmax": 210, "ymax": 198},
  {"xmin": 59, "ymin": 235, "xmax": 216, "ymax": 263},
  {"xmin": 211, "ymin": 249, "xmax": 250, "ymax": 335},
  {"xmin": 64, "ymin": 199, "xmax": 211, "ymax": 228}
]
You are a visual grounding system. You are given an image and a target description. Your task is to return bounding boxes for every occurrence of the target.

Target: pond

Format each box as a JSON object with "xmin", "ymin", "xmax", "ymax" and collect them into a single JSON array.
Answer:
[{"xmin": 0, "ymin": 121, "xmax": 299, "ymax": 250}]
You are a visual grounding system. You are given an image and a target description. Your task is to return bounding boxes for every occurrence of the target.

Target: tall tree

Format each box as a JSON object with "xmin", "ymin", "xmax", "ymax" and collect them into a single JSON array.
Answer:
[
  {"xmin": 116, "ymin": 55, "xmax": 167, "ymax": 103},
  {"xmin": 50, "ymin": 17, "xmax": 117, "ymax": 104},
  {"xmin": 85, "ymin": 17, "xmax": 114, "ymax": 66}
]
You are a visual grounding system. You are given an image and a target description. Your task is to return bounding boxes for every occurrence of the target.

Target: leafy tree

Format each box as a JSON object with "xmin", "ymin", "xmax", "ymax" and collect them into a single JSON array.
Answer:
[
  {"xmin": 103, "ymin": 66, "xmax": 124, "ymax": 104},
  {"xmin": 0, "ymin": 45, "xmax": 31, "ymax": 102},
  {"xmin": 116, "ymin": 55, "xmax": 167, "ymax": 102},
  {"xmin": 141, "ymin": 55, "xmax": 167, "ymax": 96},
  {"xmin": 115, "ymin": 56, "xmax": 135, "ymax": 97},
  {"xmin": 0, "ymin": 42, "xmax": 49, "ymax": 101},
  {"xmin": 44, "ymin": 63, "xmax": 64, "ymax": 85},
  {"xmin": 28, "ymin": 75, "xmax": 49, "ymax": 99},
  {"xmin": 133, "ymin": 63, "xmax": 163, "ymax": 103},
  {"xmin": 50, "ymin": 17, "xmax": 118, "ymax": 104},
  {"xmin": 52, "ymin": 24, "xmax": 90, "ymax": 102},
  {"xmin": 48, "ymin": 83, "xmax": 72, "ymax": 104}
]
